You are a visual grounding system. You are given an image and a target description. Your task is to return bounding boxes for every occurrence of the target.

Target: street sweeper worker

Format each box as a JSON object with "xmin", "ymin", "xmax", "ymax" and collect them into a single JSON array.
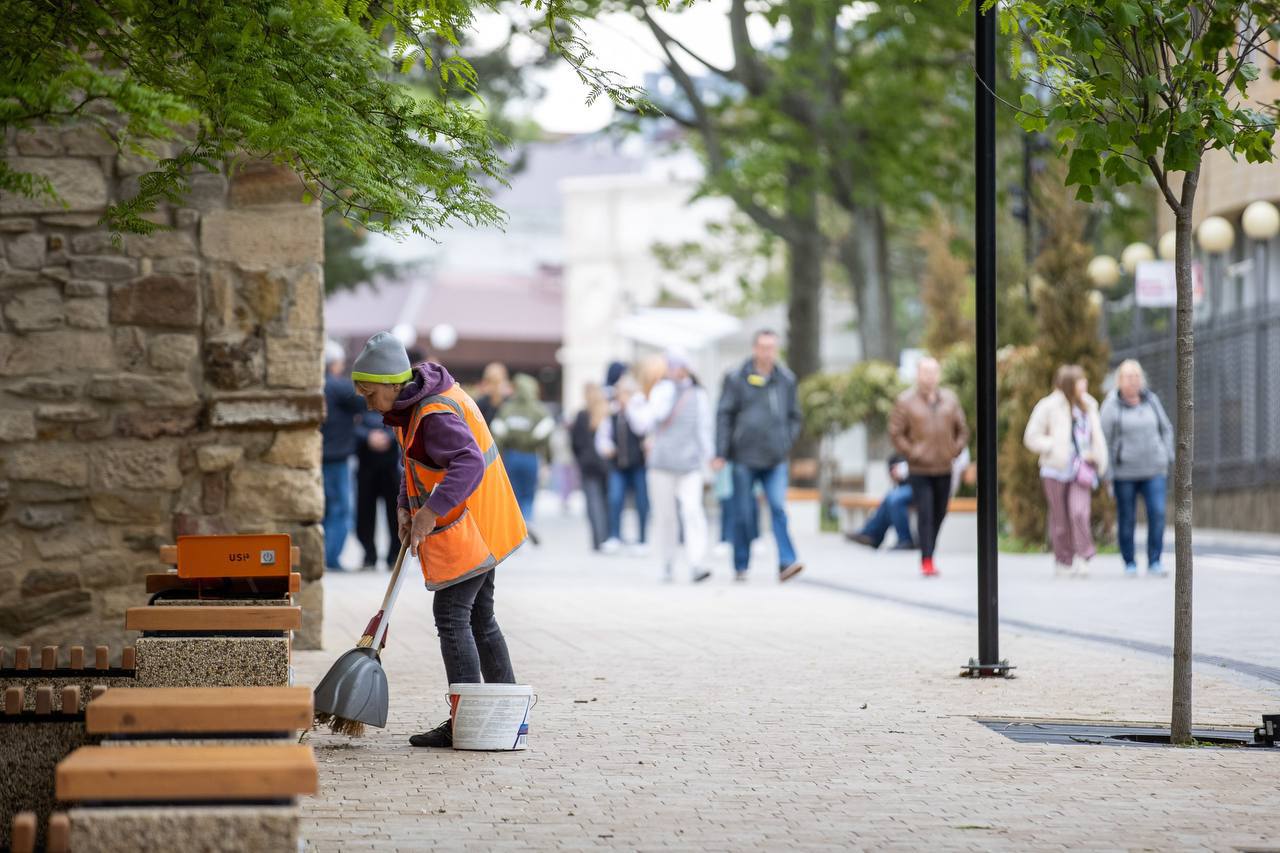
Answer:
[{"xmin": 351, "ymin": 331, "xmax": 527, "ymax": 748}]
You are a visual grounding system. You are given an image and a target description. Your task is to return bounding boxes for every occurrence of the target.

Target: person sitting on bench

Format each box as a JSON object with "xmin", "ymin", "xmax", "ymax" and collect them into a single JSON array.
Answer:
[{"xmin": 845, "ymin": 455, "xmax": 916, "ymax": 550}]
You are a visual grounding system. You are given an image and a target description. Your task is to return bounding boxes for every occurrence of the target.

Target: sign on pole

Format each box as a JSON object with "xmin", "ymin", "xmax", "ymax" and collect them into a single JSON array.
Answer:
[{"xmin": 1134, "ymin": 260, "xmax": 1205, "ymax": 307}]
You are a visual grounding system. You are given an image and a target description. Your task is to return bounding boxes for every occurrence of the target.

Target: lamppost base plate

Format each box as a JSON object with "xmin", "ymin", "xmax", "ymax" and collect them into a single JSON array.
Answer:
[{"xmin": 961, "ymin": 658, "xmax": 1016, "ymax": 678}]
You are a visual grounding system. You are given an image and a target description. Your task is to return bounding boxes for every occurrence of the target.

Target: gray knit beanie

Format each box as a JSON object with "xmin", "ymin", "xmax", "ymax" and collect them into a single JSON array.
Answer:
[{"xmin": 351, "ymin": 331, "xmax": 412, "ymax": 384}]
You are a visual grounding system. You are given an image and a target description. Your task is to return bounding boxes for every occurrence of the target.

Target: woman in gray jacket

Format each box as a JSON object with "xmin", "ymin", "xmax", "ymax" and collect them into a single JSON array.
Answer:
[
  {"xmin": 1100, "ymin": 359, "xmax": 1175, "ymax": 577},
  {"xmin": 626, "ymin": 351, "xmax": 714, "ymax": 583}
]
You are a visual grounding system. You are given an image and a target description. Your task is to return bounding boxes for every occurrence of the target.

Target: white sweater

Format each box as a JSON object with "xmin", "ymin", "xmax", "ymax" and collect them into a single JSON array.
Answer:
[{"xmin": 1023, "ymin": 390, "xmax": 1108, "ymax": 479}]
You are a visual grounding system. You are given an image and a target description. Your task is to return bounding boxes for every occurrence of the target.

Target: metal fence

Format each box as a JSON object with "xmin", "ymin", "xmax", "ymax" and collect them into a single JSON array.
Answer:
[{"xmin": 1107, "ymin": 260, "xmax": 1280, "ymax": 494}]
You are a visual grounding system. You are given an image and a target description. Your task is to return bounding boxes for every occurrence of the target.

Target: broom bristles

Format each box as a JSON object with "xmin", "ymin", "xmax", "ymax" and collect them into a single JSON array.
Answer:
[{"xmin": 313, "ymin": 711, "xmax": 367, "ymax": 738}]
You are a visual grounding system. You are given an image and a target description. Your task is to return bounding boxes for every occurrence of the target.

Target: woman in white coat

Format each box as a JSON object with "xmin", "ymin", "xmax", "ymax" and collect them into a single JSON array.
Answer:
[{"xmin": 1024, "ymin": 364, "xmax": 1108, "ymax": 577}]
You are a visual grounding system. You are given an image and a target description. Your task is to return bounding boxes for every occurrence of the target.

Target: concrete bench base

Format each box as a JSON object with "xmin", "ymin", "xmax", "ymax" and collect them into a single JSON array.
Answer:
[
  {"xmin": 0, "ymin": 722, "xmax": 93, "ymax": 850},
  {"xmin": 134, "ymin": 638, "xmax": 289, "ymax": 688},
  {"xmin": 67, "ymin": 805, "xmax": 298, "ymax": 853}
]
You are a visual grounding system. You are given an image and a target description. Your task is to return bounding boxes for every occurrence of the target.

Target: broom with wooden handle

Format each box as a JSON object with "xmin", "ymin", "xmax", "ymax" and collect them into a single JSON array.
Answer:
[{"xmin": 313, "ymin": 541, "xmax": 412, "ymax": 736}]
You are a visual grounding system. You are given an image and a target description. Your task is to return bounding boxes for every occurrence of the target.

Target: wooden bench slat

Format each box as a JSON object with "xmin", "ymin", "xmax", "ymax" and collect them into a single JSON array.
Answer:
[
  {"xmin": 87, "ymin": 687, "xmax": 313, "ymax": 734},
  {"xmin": 837, "ymin": 493, "xmax": 978, "ymax": 512},
  {"xmin": 145, "ymin": 572, "xmax": 301, "ymax": 595},
  {"xmin": 56, "ymin": 744, "xmax": 318, "ymax": 802},
  {"xmin": 10, "ymin": 812, "xmax": 36, "ymax": 853},
  {"xmin": 125, "ymin": 605, "xmax": 302, "ymax": 632}
]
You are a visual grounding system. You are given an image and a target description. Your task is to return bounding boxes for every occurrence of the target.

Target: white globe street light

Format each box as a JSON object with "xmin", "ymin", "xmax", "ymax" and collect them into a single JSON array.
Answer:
[
  {"xmin": 392, "ymin": 323, "xmax": 418, "ymax": 348},
  {"xmin": 1241, "ymin": 200, "xmax": 1280, "ymax": 241},
  {"xmin": 1087, "ymin": 254, "xmax": 1121, "ymax": 288},
  {"xmin": 1121, "ymin": 242, "xmax": 1155, "ymax": 274},
  {"xmin": 1158, "ymin": 230, "xmax": 1177, "ymax": 260},
  {"xmin": 1197, "ymin": 216, "xmax": 1236, "ymax": 254},
  {"xmin": 429, "ymin": 323, "xmax": 458, "ymax": 352}
]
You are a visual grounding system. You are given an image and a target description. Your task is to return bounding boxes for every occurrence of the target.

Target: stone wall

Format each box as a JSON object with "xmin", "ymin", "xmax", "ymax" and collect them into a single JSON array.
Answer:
[{"xmin": 0, "ymin": 126, "xmax": 326, "ymax": 650}]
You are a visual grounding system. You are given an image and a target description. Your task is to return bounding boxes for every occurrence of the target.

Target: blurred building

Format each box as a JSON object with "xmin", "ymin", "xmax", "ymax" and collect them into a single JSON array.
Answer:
[{"xmin": 327, "ymin": 135, "xmax": 646, "ymax": 392}]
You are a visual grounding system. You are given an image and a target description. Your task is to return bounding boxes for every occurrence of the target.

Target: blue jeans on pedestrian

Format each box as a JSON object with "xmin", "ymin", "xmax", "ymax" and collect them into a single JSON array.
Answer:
[
  {"xmin": 860, "ymin": 484, "xmax": 915, "ymax": 548},
  {"xmin": 731, "ymin": 462, "xmax": 797, "ymax": 573},
  {"xmin": 720, "ymin": 496, "xmax": 759, "ymax": 544},
  {"xmin": 1114, "ymin": 475, "xmax": 1167, "ymax": 567},
  {"xmin": 322, "ymin": 459, "xmax": 353, "ymax": 569},
  {"xmin": 503, "ymin": 450, "xmax": 540, "ymax": 524},
  {"xmin": 608, "ymin": 466, "xmax": 649, "ymax": 543}
]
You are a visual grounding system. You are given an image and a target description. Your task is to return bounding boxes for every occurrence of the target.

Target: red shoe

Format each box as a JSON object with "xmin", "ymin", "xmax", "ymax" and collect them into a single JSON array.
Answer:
[{"xmin": 921, "ymin": 557, "xmax": 938, "ymax": 577}]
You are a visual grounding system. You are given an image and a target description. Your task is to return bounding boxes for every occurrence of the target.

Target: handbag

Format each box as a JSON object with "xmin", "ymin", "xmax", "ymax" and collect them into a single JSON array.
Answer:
[{"xmin": 1070, "ymin": 413, "xmax": 1098, "ymax": 490}]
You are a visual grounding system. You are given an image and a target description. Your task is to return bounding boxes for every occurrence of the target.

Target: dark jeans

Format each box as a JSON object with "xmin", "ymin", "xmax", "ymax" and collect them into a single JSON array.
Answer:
[
  {"xmin": 860, "ymin": 483, "xmax": 915, "ymax": 547},
  {"xmin": 1114, "ymin": 475, "xmax": 1167, "ymax": 567},
  {"xmin": 503, "ymin": 450, "xmax": 540, "ymax": 524},
  {"xmin": 581, "ymin": 470, "xmax": 609, "ymax": 550},
  {"xmin": 608, "ymin": 465, "xmax": 649, "ymax": 543},
  {"xmin": 731, "ymin": 462, "xmax": 796, "ymax": 572},
  {"xmin": 322, "ymin": 459, "xmax": 352, "ymax": 568},
  {"xmin": 433, "ymin": 570, "xmax": 516, "ymax": 686},
  {"xmin": 907, "ymin": 474, "xmax": 951, "ymax": 560},
  {"xmin": 356, "ymin": 457, "xmax": 400, "ymax": 566}
]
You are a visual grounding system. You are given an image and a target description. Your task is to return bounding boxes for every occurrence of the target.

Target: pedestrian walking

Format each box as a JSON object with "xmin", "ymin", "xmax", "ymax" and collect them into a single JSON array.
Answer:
[
  {"xmin": 490, "ymin": 374, "xmax": 554, "ymax": 543},
  {"xmin": 1024, "ymin": 364, "xmax": 1109, "ymax": 578},
  {"xmin": 571, "ymin": 383, "xmax": 611, "ymax": 551},
  {"xmin": 322, "ymin": 341, "xmax": 367, "ymax": 571},
  {"xmin": 713, "ymin": 329, "xmax": 805, "ymax": 582},
  {"xmin": 350, "ymin": 331, "xmax": 525, "ymax": 748},
  {"xmin": 548, "ymin": 416, "xmax": 577, "ymax": 515},
  {"xmin": 475, "ymin": 361, "xmax": 511, "ymax": 424},
  {"xmin": 889, "ymin": 357, "xmax": 969, "ymax": 577},
  {"xmin": 626, "ymin": 351, "xmax": 714, "ymax": 583},
  {"xmin": 354, "ymin": 408, "xmax": 401, "ymax": 570},
  {"xmin": 596, "ymin": 372, "xmax": 650, "ymax": 555},
  {"xmin": 845, "ymin": 455, "xmax": 916, "ymax": 550},
  {"xmin": 1100, "ymin": 359, "xmax": 1173, "ymax": 577}
]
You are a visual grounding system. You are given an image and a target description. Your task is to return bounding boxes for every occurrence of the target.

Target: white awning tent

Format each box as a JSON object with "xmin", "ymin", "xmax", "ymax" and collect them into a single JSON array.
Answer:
[{"xmin": 613, "ymin": 307, "xmax": 741, "ymax": 353}]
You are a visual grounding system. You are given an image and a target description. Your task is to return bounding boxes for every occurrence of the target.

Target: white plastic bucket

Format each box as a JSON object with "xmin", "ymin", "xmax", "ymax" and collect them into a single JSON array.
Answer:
[{"xmin": 448, "ymin": 683, "xmax": 535, "ymax": 751}]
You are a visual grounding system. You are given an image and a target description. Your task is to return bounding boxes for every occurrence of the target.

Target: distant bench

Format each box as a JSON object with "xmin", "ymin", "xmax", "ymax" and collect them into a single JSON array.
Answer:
[{"xmin": 837, "ymin": 493, "xmax": 977, "ymax": 529}]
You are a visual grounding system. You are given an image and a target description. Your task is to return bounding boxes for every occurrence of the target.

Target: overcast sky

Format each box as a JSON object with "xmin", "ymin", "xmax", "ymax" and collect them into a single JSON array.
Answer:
[{"xmin": 475, "ymin": 2, "xmax": 774, "ymax": 133}]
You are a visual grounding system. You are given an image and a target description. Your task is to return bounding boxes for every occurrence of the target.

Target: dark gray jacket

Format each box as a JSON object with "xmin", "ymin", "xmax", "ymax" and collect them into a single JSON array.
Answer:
[
  {"xmin": 716, "ymin": 360, "xmax": 802, "ymax": 470},
  {"xmin": 1099, "ymin": 388, "xmax": 1175, "ymax": 481}
]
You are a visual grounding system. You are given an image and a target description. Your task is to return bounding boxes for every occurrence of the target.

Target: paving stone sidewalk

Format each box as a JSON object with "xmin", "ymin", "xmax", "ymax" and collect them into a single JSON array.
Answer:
[{"xmin": 297, "ymin": 515, "xmax": 1280, "ymax": 852}]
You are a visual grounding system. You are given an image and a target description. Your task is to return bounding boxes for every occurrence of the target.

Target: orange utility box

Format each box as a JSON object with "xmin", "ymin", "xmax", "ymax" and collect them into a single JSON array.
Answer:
[{"xmin": 176, "ymin": 534, "xmax": 292, "ymax": 579}]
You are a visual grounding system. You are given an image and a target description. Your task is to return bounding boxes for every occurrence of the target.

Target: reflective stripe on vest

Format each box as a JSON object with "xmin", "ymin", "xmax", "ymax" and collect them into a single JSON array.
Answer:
[{"xmin": 397, "ymin": 383, "xmax": 528, "ymax": 590}]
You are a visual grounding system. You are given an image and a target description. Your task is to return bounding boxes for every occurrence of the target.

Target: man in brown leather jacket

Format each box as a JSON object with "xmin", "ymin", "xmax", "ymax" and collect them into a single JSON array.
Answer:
[{"xmin": 888, "ymin": 357, "xmax": 969, "ymax": 577}]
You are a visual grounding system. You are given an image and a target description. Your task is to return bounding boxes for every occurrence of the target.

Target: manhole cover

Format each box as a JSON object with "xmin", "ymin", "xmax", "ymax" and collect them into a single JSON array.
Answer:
[{"xmin": 975, "ymin": 718, "xmax": 1274, "ymax": 749}]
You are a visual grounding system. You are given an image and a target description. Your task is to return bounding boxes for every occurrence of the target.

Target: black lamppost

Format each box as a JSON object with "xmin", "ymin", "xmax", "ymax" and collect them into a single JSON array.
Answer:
[{"xmin": 966, "ymin": 0, "xmax": 1011, "ymax": 678}]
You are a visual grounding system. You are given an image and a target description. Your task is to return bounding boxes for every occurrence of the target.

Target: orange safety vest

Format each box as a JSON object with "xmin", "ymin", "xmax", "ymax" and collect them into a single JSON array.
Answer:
[{"xmin": 396, "ymin": 383, "xmax": 527, "ymax": 590}]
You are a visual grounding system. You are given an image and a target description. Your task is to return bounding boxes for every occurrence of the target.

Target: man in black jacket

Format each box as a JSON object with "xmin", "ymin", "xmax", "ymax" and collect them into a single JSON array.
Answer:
[
  {"xmin": 713, "ymin": 330, "xmax": 805, "ymax": 582},
  {"xmin": 322, "ymin": 343, "xmax": 367, "ymax": 571},
  {"xmin": 355, "ymin": 409, "xmax": 402, "ymax": 569}
]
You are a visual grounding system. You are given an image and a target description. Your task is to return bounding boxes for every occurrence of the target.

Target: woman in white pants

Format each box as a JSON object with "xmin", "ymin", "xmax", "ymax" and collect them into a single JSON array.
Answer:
[{"xmin": 627, "ymin": 352, "xmax": 714, "ymax": 583}]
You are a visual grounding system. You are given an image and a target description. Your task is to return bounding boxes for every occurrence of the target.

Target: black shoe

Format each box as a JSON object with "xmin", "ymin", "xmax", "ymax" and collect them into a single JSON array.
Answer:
[
  {"xmin": 845, "ymin": 532, "xmax": 877, "ymax": 548},
  {"xmin": 692, "ymin": 569, "xmax": 712, "ymax": 583},
  {"xmin": 527, "ymin": 529, "xmax": 541, "ymax": 547},
  {"xmin": 409, "ymin": 719, "xmax": 453, "ymax": 748}
]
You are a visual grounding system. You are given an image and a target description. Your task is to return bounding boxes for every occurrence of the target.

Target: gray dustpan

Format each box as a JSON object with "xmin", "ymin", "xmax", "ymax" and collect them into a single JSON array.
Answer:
[{"xmin": 313, "ymin": 543, "xmax": 411, "ymax": 734}]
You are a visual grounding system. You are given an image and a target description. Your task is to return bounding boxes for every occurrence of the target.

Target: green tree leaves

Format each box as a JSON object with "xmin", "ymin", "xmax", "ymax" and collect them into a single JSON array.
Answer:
[
  {"xmin": 0, "ymin": 0, "xmax": 648, "ymax": 236},
  {"xmin": 1003, "ymin": 0, "xmax": 1280, "ymax": 208}
]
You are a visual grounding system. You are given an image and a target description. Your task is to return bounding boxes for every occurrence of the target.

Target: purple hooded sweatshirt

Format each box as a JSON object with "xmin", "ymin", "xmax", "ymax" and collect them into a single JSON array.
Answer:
[{"xmin": 381, "ymin": 363, "xmax": 485, "ymax": 517}]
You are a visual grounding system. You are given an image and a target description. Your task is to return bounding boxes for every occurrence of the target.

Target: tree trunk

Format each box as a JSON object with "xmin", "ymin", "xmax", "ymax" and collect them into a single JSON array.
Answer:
[
  {"xmin": 841, "ymin": 205, "xmax": 898, "ymax": 362},
  {"xmin": 1170, "ymin": 168, "xmax": 1200, "ymax": 746},
  {"xmin": 786, "ymin": 166, "xmax": 823, "ymax": 381}
]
